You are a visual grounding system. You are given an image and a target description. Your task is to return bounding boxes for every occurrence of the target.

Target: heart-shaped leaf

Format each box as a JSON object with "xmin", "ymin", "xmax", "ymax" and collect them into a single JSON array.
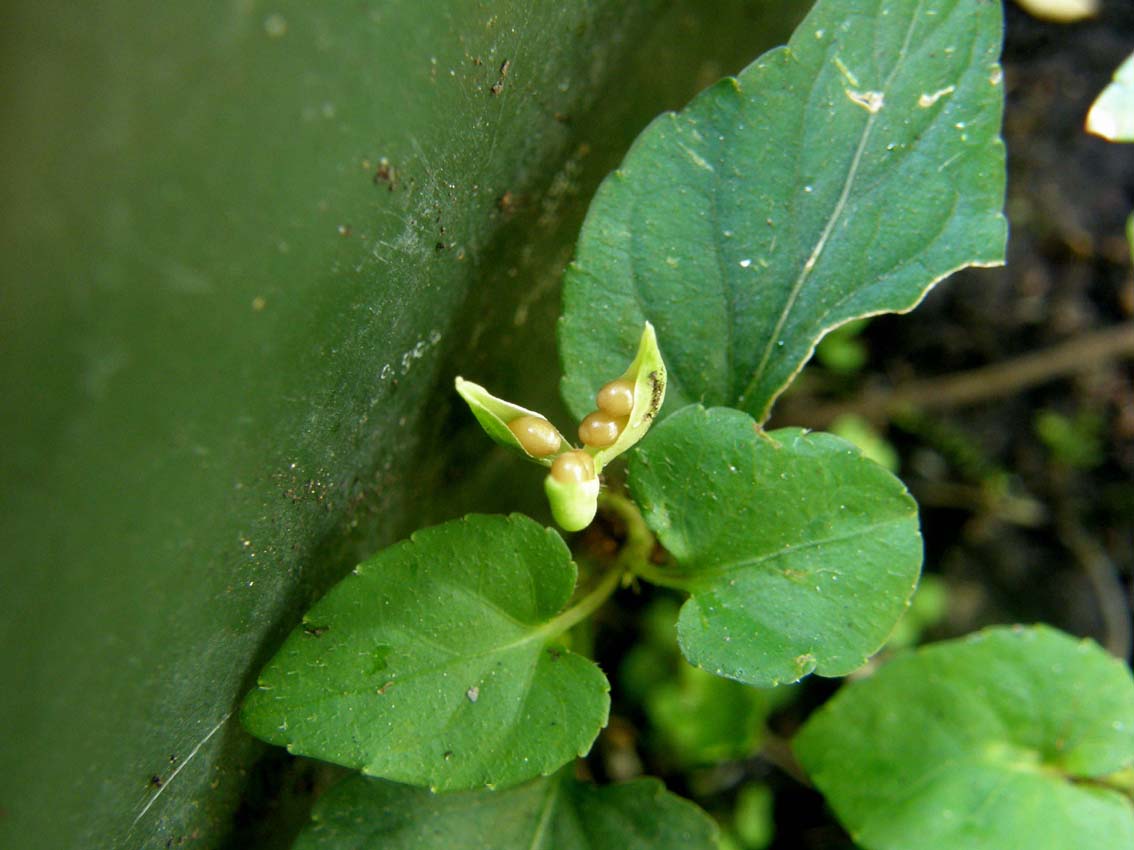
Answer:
[
  {"xmin": 794, "ymin": 625, "xmax": 1134, "ymax": 850},
  {"xmin": 292, "ymin": 771, "xmax": 718, "ymax": 850},
  {"xmin": 628, "ymin": 406, "xmax": 922, "ymax": 686},
  {"xmin": 241, "ymin": 514, "xmax": 611, "ymax": 791},
  {"xmin": 560, "ymin": 0, "xmax": 1007, "ymax": 423}
]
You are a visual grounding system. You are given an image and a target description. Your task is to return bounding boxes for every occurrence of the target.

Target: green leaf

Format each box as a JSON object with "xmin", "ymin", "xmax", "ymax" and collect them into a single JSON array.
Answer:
[
  {"xmin": 829, "ymin": 413, "xmax": 900, "ymax": 472},
  {"xmin": 1034, "ymin": 408, "xmax": 1106, "ymax": 469},
  {"xmin": 794, "ymin": 625, "xmax": 1134, "ymax": 850},
  {"xmin": 560, "ymin": 0, "xmax": 1007, "ymax": 423},
  {"xmin": 732, "ymin": 782, "xmax": 776, "ymax": 850},
  {"xmin": 620, "ymin": 597, "xmax": 779, "ymax": 767},
  {"xmin": 628, "ymin": 406, "xmax": 922, "ymax": 686},
  {"xmin": 882, "ymin": 573, "xmax": 949, "ymax": 651},
  {"xmin": 1087, "ymin": 52, "xmax": 1134, "ymax": 142},
  {"xmin": 815, "ymin": 318, "xmax": 871, "ymax": 375},
  {"xmin": 241, "ymin": 514, "xmax": 610, "ymax": 791},
  {"xmin": 292, "ymin": 772, "xmax": 719, "ymax": 850}
]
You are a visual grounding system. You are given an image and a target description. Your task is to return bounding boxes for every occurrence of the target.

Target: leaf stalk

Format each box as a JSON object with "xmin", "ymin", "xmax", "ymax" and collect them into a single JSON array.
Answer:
[{"xmin": 598, "ymin": 490, "xmax": 691, "ymax": 590}]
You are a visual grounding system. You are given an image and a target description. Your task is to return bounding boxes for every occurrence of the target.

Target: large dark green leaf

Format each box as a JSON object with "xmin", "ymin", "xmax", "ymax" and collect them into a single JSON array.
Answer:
[
  {"xmin": 242, "ymin": 514, "xmax": 609, "ymax": 791},
  {"xmin": 0, "ymin": 2, "xmax": 805, "ymax": 846},
  {"xmin": 628, "ymin": 406, "xmax": 921, "ymax": 686},
  {"xmin": 560, "ymin": 0, "xmax": 1007, "ymax": 423},
  {"xmin": 795, "ymin": 626, "xmax": 1134, "ymax": 850},
  {"xmin": 292, "ymin": 772, "xmax": 718, "ymax": 850}
]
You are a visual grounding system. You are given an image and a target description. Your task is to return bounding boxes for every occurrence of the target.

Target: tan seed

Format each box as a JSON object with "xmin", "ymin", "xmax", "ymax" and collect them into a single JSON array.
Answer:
[
  {"xmin": 578, "ymin": 411, "xmax": 627, "ymax": 448},
  {"xmin": 550, "ymin": 450, "xmax": 596, "ymax": 483},
  {"xmin": 507, "ymin": 415, "xmax": 561, "ymax": 457},
  {"xmin": 596, "ymin": 379, "xmax": 635, "ymax": 417}
]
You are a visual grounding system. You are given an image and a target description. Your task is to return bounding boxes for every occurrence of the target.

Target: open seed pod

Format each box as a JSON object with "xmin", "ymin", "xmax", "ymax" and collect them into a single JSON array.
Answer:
[
  {"xmin": 582, "ymin": 322, "xmax": 667, "ymax": 474},
  {"xmin": 454, "ymin": 322, "xmax": 666, "ymax": 532},
  {"xmin": 543, "ymin": 451, "xmax": 601, "ymax": 531},
  {"xmin": 454, "ymin": 377, "xmax": 571, "ymax": 466}
]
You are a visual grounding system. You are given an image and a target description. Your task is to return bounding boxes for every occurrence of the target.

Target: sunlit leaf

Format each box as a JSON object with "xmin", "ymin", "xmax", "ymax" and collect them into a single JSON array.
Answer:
[{"xmin": 1087, "ymin": 52, "xmax": 1134, "ymax": 142}]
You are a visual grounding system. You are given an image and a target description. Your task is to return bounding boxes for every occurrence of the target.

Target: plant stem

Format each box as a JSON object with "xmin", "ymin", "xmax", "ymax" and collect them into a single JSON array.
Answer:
[
  {"xmin": 541, "ymin": 490, "xmax": 688, "ymax": 645},
  {"xmin": 1097, "ymin": 766, "xmax": 1134, "ymax": 797},
  {"xmin": 597, "ymin": 491, "xmax": 691, "ymax": 590},
  {"xmin": 1072, "ymin": 766, "xmax": 1134, "ymax": 803},
  {"xmin": 625, "ymin": 560, "xmax": 693, "ymax": 590},
  {"xmin": 760, "ymin": 732, "xmax": 812, "ymax": 788},
  {"xmin": 1057, "ymin": 509, "xmax": 1133, "ymax": 662},
  {"xmin": 543, "ymin": 565, "xmax": 623, "ymax": 640},
  {"xmin": 778, "ymin": 321, "xmax": 1134, "ymax": 427},
  {"xmin": 598, "ymin": 490, "xmax": 653, "ymax": 565},
  {"xmin": 543, "ymin": 487, "xmax": 701, "ymax": 646}
]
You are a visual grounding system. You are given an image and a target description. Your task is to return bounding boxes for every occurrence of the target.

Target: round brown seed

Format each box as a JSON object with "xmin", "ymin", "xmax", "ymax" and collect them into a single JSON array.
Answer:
[
  {"xmin": 596, "ymin": 378, "xmax": 635, "ymax": 417},
  {"xmin": 507, "ymin": 415, "xmax": 561, "ymax": 457},
  {"xmin": 550, "ymin": 450, "xmax": 596, "ymax": 483},
  {"xmin": 578, "ymin": 411, "xmax": 627, "ymax": 448}
]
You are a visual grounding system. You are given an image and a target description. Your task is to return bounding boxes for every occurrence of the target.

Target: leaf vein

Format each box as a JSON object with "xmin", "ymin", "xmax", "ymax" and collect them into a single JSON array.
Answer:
[
  {"xmin": 690, "ymin": 516, "xmax": 911, "ymax": 583},
  {"xmin": 739, "ymin": 1, "xmax": 924, "ymax": 414}
]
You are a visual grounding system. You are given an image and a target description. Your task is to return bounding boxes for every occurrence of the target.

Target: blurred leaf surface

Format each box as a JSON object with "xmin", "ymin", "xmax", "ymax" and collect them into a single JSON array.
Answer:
[
  {"xmin": 1086, "ymin": 51, "xmax": 1134, "ymax": 141},
  {"xmin": 292, "ymin": 771, "xmax": 718, "ymax": 850},
  {"xmin": 646, "ymin": 659, "xmax": 773, "ymax": 766},
  {"xmin": 795, "ymin": 625, "xmax": 1134, "ymax": 850}
]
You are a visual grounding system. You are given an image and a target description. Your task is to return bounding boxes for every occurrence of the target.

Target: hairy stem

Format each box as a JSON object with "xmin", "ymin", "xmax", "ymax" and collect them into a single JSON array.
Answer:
[{"xmin": 545, "ymin": 566, "xmax": 624, "ymax": 639}]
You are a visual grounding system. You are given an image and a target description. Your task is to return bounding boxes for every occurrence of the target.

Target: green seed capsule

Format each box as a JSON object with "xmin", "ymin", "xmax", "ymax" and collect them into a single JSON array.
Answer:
[
  {"xmin": 545, "ymin": 451, "xmax": 600, "ymax": 531},
  {"xmin": 578, "ymin": 411, "xmax": 627, "ymax": 448},
  {"xmin": 596, "ymin": 379, "xmax": 635, "ymax": 417},
  {"xmin": 507, "ymin": 415, "xmax": 562, "ymax": 457},
  {"xmin": 550, "ymin": 450, "xmax": 596, "ymax": 483}
]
